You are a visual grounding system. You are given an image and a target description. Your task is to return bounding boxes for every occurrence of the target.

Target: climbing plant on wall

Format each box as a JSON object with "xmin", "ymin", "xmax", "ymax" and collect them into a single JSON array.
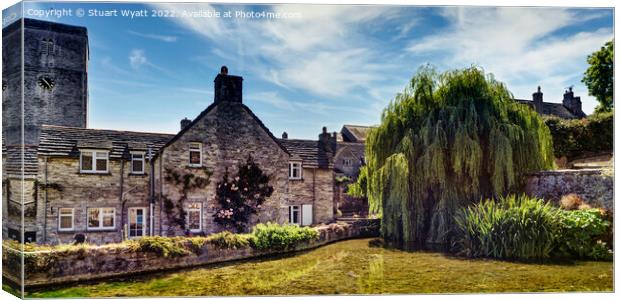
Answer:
[
  {"xmin": 213, "ymin": 156, "xmax": 274, "ymax": 233},
  {"xmin": 348, "ymin": 66, "xmax": 555, "ymax": 250},
  {"xmin": 162, "ymin": 166, "xmax": 212, "ymax": 233}
]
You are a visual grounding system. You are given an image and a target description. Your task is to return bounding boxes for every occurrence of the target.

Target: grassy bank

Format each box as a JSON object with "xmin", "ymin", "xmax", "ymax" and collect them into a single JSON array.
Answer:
[{"xmin": 26, "ymin": 238, "xmax": 612, "ymax": 297}]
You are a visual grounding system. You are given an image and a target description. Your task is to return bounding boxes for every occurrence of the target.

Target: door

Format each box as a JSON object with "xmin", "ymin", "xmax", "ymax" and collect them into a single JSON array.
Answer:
[
  {"xmin": 302, "ymin": 204, "xmax": 313, "ymax": 226},
  {"xmin": 128, "ymin": 207, "xmax": 146, "ymax": 238}
]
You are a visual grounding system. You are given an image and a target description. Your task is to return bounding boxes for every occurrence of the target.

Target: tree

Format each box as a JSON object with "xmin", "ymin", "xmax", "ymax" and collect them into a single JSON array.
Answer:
[
  {"xmin": 213, "ymin": 156, "xmax": 274, "ymax": 232},
  {"xmin": 582, "ymin": 40, "xmax": 614, "ymax": 113},
  {"xmin": 348, "ymin": 66, "xmax": 555, "ymax": 250}
]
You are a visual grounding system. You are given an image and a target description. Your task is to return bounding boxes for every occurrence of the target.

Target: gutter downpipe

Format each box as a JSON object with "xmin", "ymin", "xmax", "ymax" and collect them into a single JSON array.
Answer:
[
  {"xmin": 42, "ymin": 156, "xmax": 48, "ymax": 242},
  {"xmin": 148, "ymin": 147, "xmax": 155, "ymax": 237}
]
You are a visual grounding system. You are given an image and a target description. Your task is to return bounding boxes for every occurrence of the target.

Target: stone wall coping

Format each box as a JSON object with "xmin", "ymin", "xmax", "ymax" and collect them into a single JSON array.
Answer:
[{"xmin": 526, "ymin": 169, "xmax": 604, "ymax": 176}]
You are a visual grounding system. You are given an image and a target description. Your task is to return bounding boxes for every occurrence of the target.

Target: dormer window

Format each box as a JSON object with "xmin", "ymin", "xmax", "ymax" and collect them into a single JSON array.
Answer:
[
  {"xmin": 80, "ymin": 150, "xmax": 109, "ymax": 173},
  {"xmin": 289, "ymin": 162, "xmax": 302, "ymax": 180},
  {"xmin": 189, "ymin": 142, "xmax": 202, "ymax": 167},
  {"xmin": 131, "ymin": 152, "xmax": 145, "ymax": 174}
]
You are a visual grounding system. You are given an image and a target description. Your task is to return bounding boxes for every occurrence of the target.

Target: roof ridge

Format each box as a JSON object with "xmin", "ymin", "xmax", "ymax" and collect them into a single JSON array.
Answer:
[{"xmin": 41, "ymin": 125, "xmax": 175, "ymax": 136}]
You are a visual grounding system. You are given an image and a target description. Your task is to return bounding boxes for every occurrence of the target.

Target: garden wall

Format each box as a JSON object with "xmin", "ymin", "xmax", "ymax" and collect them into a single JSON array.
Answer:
[
  {"xmin": 524, "ymin": 169, "xmax": 613, "ymax": 210},
  {"xmin": 3, "ymin": 219, "xmax": 379, "ymax": 288}
]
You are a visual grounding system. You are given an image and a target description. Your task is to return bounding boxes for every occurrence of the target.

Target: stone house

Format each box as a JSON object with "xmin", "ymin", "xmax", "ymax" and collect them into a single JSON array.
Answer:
[
  {"xmin": 2, "ymin": 18, "xmax": 337, "ymax": 245},
  {"xmin": 515, "ymin": 86, "xmax": 587, "ymax": 119}
]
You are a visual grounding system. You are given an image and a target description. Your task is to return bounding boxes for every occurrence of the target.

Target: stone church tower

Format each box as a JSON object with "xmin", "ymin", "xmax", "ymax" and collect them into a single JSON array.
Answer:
[
  {"xmin": 2, "ymin": 18, "xmax": 89, "ymax": 242},
  {"xmin": 2, "ymin": 18, "xmax": 89, "ymax": 146}
]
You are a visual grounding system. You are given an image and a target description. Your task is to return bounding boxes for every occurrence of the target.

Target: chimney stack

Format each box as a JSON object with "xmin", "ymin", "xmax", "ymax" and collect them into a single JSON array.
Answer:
[
  {"xmin": 180, "ymin": 118, "xmax": 191, "ymax": 130},
  {"xmin": 532, "ymin": 86, "xmax": 543, "ymax": 103},
  {"xmin": 282, "ymin": 132, "xmax": 288, "ymax": 139},
  {"xmin": 563, "ymin": 87, "xmax": 585, "ymax": 118},
  {"xmin": 214, "ymin": 65, "xmax": 243, "ymax": 104},
  {"xmin": 319, "ymin": 126, "xmax": 336, "ymax": 153}
]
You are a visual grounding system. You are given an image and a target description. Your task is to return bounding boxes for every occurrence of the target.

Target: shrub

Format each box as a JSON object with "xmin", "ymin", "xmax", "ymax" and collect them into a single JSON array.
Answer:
[
  {"xmin": 559, "ymin": 193, "xmax": 587, "ymax": 210},
  {"xmin": 544, "ymin": 112, "xmax": 613, "ymax": 160},
  {"xmin": 250, "ymin": 222, "xmax": 319, "ymax": 251},
  {"xmin": 205, "ymin": 231, "xmax": 252, "ymax": 249},
  {"xmin": 453, "ymin": 194, "xmax": 559, "ymax": 260},
  {"xmin": 554, "ymin": 208, "xmax": 612, "ymax": 260},
  {"xmin": 126, "ymin": 236, "xmax": 189, "ymax": 257}
]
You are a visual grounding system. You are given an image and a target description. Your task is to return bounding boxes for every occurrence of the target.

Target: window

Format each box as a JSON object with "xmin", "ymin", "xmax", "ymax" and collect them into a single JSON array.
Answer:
[
  {"xmin": 80, "ymin": 150, "xmax": 109, "ymax": 173},
  {"xmin": 289, "ymin": 162, "xmax": 302, "ymax": 179},
  {"xmin": 343, "ymin": 159, "xmax": 352, "ymax": 166},
  {"xmin": 187, "ymin": 203, "xmax": 202, "ymax": 233},
  {"xmin": 58, "ymin": 208, "xmax": 74, "ymax": 231},
  {"xmin": 189, "ymin": 143, "xmax": 202, "ymax": 167},
  {"xmin": 131, "ymin": 152, "xmax": 145, "ymax": 174},
  {"xmin": 87, "ymin": 208, "xmax": 115, "ymax": 230},
  {"xmin": 289, "ymin": 205, "xmax": 301, "ymax": 225},
  {"xmin": 128, "ymin": 208, "xmax": 146, "ymax": 238}
]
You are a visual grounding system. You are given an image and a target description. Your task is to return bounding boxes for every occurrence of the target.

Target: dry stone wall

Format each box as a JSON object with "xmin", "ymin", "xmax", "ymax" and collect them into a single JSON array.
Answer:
[{"xmin": 524, "ymin": 169, "xmax": 614, "ymax": 210}]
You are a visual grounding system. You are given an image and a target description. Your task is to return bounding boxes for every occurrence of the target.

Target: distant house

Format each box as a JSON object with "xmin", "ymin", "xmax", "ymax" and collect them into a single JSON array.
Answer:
[{"xmin": 515, "ymin": 87, "xmax": 587, "ymax": 119}]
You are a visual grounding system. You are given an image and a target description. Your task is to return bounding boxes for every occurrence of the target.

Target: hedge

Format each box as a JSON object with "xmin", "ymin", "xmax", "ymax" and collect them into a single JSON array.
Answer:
[{"xmin": 544, "ymin": 111, "xmax": 613, "ymax": 160}]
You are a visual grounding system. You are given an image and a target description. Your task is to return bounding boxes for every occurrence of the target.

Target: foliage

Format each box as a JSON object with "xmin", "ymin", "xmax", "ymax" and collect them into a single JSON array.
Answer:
[
  {"xmin": 346, "ymin": 166, "xmax": 368, "ymax": 198},
  {"xmin": 205, "ymin": 231, "xmax": 252, "ymax": 249},
  {"xmin": 250, "ymin": 222, "xmax": 319, "ymax": 250},
  {"xmin": 582, "ymin": 40, "xmax": 614, "ymax": 113},
  {"xmin": 213, "ymin": 156, "xmax": 274, "ymax": 232},
  {"xmin": 162, "ymin": 166, "xmax": 212, "ymax": 232},
  {"xmin": 352, "ymin": 66, "xmax": 554, "ymax": 249},
  {"xmin": 453, "ymin": 194, "xmax": 558, "ymax": 260},
  {"xmin": 126, "ymin": 236, "xmax": 192, "ymax": 257},
  {"xmin": 543, "ymin": 111, "xmax": 613, "ymax": 160},
  {"xmin": 554, "ymin": 208, "xmax": 612, "ymax": 260}
]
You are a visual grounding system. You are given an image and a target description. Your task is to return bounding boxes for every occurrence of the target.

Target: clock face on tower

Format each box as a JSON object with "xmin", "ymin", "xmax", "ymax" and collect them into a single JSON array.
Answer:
[{"xmin": 38, "ymin": 76, "xmax": 55, "ymax": 90}]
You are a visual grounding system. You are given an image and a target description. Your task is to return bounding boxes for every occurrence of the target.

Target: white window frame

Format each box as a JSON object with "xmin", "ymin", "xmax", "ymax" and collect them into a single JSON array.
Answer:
[
  {"xmin": 289, "ymin": 205, "xmax": 301, "ymax": 225},
  {"xmin": 58, "ymin": 208, "xmax": 74, "ymax": 231},
  {"xmin": 188, "ymin": 142, "xmax": 203, "ymax": 167},
  {"xmin": 289, "ymin": 162, "xmax": 302, "ymax": 180},
  {"xmin": 87, "ymin": 207, "xmax": 116, "ymax": 230},
  {"xmin": 130, "ymin": 152, "xmax": 145, "ymax": 174},
  {"xmin": 187, "ymin": 202, "xmax": 202, "ymax": 233},
  {"xmin": 128, "ymin": 207, "xmax": 147, "ymax": 239},
  {"xmin": 80, "ymin": 149, "xmax": 109, "ymax": 173}
]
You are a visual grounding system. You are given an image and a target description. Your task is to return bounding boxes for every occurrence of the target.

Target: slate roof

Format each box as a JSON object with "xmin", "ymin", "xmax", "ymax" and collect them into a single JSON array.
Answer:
[
  {"xmin": 2, "ymin": 144, "xmax": 39, "ymax": 176},
  {"xmin": 515, "ymin": 99, "xmax": 581, "ymax": 119},
  {"xmin": 278, "ymin": 139, "xmax": 332, "ymax": 169},
  {"xmin": 341, "ymin": 125, "xmax": 373, "ymax": 143},
  {"xmin": 37, "ymin": 125, "xmax": 174, "ymax": 159}
]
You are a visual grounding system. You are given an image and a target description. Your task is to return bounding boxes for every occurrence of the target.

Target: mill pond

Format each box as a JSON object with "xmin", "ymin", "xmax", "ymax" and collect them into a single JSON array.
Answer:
[{"xmin": 23, "ymin": 238, "xmax": 612, "ymax": 297}]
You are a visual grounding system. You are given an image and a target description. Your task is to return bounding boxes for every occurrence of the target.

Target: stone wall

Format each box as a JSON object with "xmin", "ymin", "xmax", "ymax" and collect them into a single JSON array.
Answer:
[
  {"xmin": 524, "ymin": 169, "xmax": 614, "ymax": 210},
  {"xmin": 2, "ymin": 220, "xmax": 380, "ymax": 288},
  {"xmin": 36, "ymin": 156, "xmax": 151, "ymax": 245},
  {"xmin": 155, "ymin": 102, "xmax": 290, "ymax": 236},
  {"xmin": 286, "ymin": 168, "xmax": 334, "ymax": 224}
]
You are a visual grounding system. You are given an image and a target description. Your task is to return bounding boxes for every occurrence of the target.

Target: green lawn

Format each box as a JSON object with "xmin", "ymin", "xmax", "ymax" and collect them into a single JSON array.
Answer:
[{"xmin": 25, "ymin": 238, "xmax": 612, "ymax": 297}]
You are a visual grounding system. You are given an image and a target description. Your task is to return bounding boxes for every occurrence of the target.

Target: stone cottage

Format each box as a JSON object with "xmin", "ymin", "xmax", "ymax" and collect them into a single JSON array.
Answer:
[
  {"xmin": 515, "ymin": 86, "xmax": 587, "ymax": 119},
  {"xmin": 2, "ymin": 18, "xmax": 336, "ymax": 245}
]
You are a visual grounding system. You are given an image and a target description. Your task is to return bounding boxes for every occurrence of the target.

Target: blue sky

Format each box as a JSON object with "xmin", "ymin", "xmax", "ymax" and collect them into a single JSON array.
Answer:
[{"xmin": 3, "ymin": 2, "xmax": 614, "ymax": 139}]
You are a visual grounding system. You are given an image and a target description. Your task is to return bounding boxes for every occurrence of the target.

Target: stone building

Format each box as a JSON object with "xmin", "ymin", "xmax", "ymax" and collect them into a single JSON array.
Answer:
[
  {"xmin": 515, "ymin": 86, "xmax": 587, "ymax": 119},
  {"xmin": 2, "ymin": 19, "xmax": 337, "ymax": 244}
]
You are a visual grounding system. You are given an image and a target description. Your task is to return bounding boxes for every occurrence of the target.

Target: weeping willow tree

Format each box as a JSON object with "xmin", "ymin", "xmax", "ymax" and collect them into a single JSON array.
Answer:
[{"xmin": 350, "ymin": 66, "xmax": 555, "ymax": 250}]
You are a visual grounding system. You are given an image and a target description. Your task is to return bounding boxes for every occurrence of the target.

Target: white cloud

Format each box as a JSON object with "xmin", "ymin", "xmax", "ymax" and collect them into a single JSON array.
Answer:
[
  {"xmin": 150, "ymin": 3, "xmax": 406, "ymax": 99},
  {"xmin": 128, "ymin": 30, "xmax": 178, "ymax": 42},
  {"xmin": 129, "ymin": 49, "xmax": 148, "ymax": 69},
  {"xmin": 407, "ymin": 7, "xmax": 612, "ymax": 113}
]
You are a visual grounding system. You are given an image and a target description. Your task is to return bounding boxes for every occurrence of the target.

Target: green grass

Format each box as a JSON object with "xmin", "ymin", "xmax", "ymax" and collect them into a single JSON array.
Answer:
[{"xmin": 26, "ymin": 238, "xmax": 612, "ymax": 297}]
